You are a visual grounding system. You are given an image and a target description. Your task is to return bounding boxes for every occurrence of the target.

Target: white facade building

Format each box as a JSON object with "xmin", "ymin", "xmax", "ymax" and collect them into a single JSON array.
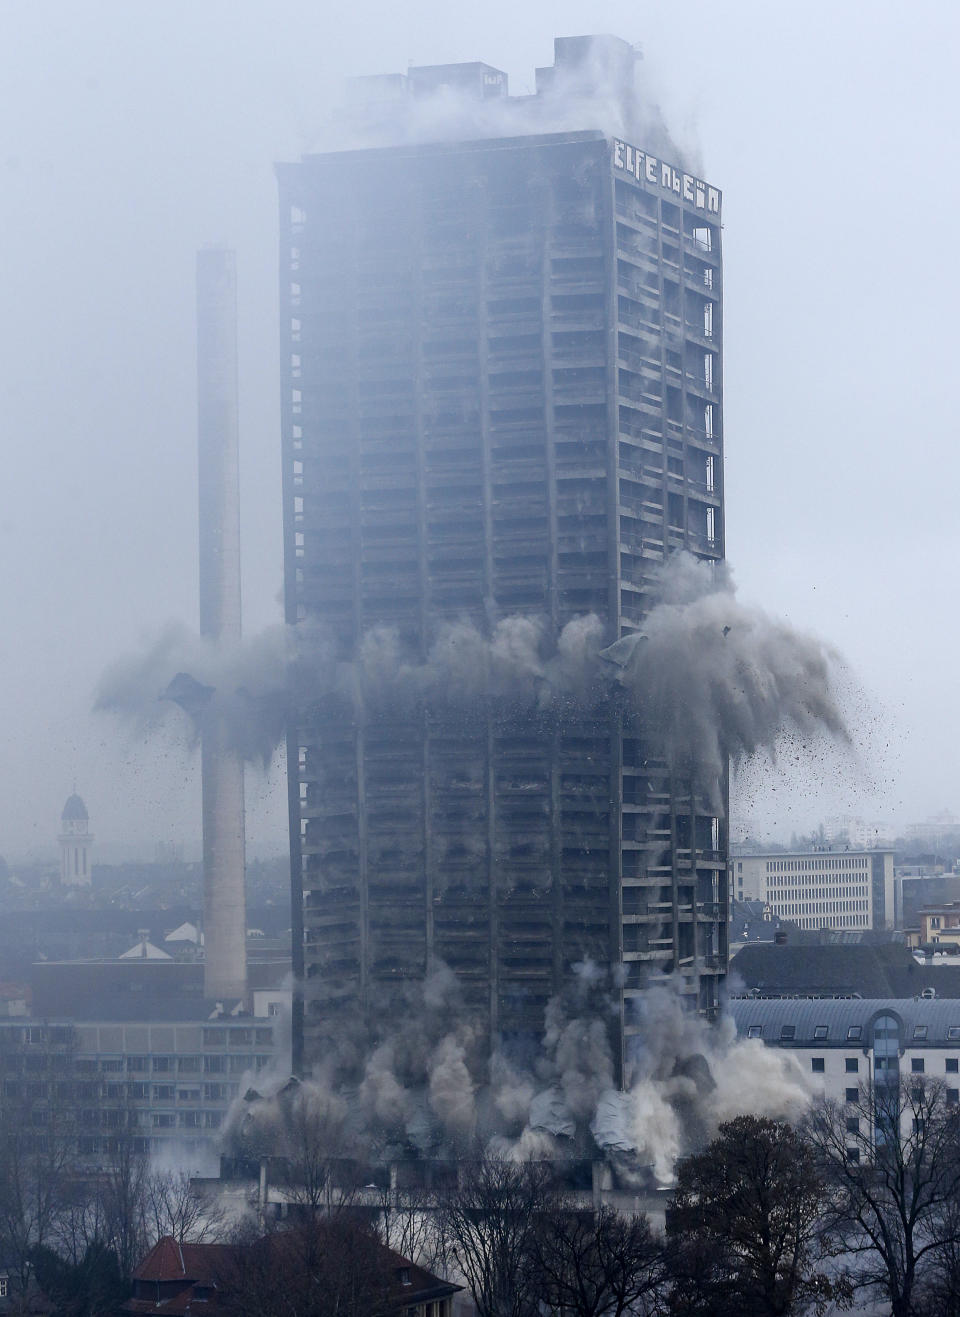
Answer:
[
  {"xmin": 730, "ymin": 849, "xmax": 895, "ymax": 931},
  {"xmin": 729, "ymin": 997, "xmax": 960, "ymax": 1154}
]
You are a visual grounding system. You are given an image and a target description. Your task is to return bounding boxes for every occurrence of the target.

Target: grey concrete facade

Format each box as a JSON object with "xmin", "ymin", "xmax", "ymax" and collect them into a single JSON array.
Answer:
[{"xmin": 279, "ymin": 50, "xmax": 727, "ymax": 1078}]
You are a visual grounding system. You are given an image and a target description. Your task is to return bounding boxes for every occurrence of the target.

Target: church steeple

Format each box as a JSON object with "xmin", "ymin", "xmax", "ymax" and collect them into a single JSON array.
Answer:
[{"xmin": 59, "ymin": 791, "xmax": 93, "ymax": 885}]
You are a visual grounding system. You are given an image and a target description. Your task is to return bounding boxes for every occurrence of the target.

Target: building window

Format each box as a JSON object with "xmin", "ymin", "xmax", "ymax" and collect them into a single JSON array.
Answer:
[
  {"xmin": 948, "ymin": 1027, "xmax": 960, "ymax": 1041},
  {"xmin": 949, "ymin": 1090, "xmax": 960, "ymax": 1106},
  {"xmin": 0, "ymin": 1277, "xmax": 7, "ymax": 1298},
  {"xmin": 811, "ymin": 1058, "xmax": 825, "ymax": 1073},
  {"xmin": 912, "ymin": 1058, "xmax": 925, "ymax": 1073},
  {"xmin": 947, "ymin": 1058, "xmax": 959, "ymax": 1074},
  {"xmin": 846, "ymin": 1058, "xmax": 859, "ymax": 1073},
  {"xmin": 914, "ymin": 1026, "xmax": 928, "ymax": 1041},
  {"xmin": 846, "ymin": 1087, "xmax": 859, "ymax": 1103},
  {"xmin": 847, "ymin": 1027, "xmax": 862, "ymax": 1041},
  {"xmin": 846, "ymin": 1117, "xmax": 860, "ymax": 1134},
  {"xmin": 747, "ymin": 1025, "xmax": 762, "ymax": 1039},
  {"xmin": 779, "ymin": 1025, "xmax": 795, "ymax": 1041},
  {"xmin": 814, "ymin": 1025, "xmax": 828, "ymax": 1040},
  {"xmin": 846, "ymin": 1147, "xmax": 860, "ymax": 1163}
]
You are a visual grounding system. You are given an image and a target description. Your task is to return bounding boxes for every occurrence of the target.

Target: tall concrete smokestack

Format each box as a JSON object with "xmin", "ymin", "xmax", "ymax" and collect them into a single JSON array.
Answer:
[{"xmin": 197, "ymin": 247, "xmax": 247, "ymax": 1002}]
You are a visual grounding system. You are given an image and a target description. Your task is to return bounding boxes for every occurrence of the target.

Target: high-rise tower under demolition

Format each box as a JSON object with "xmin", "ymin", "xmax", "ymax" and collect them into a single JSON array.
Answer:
[{"xmin": 279, "ymin": 37, "xmax": 727, "ymax": 1081}]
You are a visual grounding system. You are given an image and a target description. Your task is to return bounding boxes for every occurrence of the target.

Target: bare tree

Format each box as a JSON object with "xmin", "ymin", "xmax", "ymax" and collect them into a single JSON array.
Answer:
[
  {"xmin": 232, "ymin": 1080, "xmax": 361, "ymax": 1219},
  {"xmin": 145, "ymin": 1169, "xmax": 225, "ymax": 1244},
  {"xmin": 914, "ymin": 1199, "xmax": 960, "ymax": 1317},
  {"xmin": 534, "ymin": 1204, "xmax": 667, "ymax": 1317},
  {"xmin": 667, "ymin": 1115, "xmax": 846, "ymax": 1317},
  {"xmin": 218, "ymin": 1216, "xmax": 395, "ymax": 1317},
  {"xmin": 97, "ymin": 1127, "xmax": 149, "ymax": 1282},
  {"xmin": 0, "ymin": 1090, "xmax": 77, "ymax": 1292},
  {"xmin": 808, "ymin": 1076, "xmax": 960, "ymax": 1317},
  {"xmin": 371, "ymin": 1182, "xmax": 446, "ymax": 1273},
  {"xmin": 437, "ymin": 1154, "xmax": 557, "ymax": 1317},
  {"xmin": 272, "ymin": 1086, "xmax": 363, "ymax": 1216},
  {"xmin": 52, "ymin": 1179, "xmax": 110, "ymax": 1267}
]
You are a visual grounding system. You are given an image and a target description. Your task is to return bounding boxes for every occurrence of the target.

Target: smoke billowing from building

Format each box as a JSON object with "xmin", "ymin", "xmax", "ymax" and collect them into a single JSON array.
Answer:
[
  {"xmin": 94, "ymin": 621, "xmax": 291, "ymax": 767},
  {"xmin": 330, "ymin": 35, "xmax": 697, "ymax": 173},
  {"xmin": 228, "ymin": 969, "xmax": 813, "ymax": 1188},
  {"xmin": 96, "ymin": 552, "xmax": 849, "ymax": 799}
]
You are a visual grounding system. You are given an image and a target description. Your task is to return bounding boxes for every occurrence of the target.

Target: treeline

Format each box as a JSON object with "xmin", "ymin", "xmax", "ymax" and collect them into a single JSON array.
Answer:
[{"xmin": 8, "ymin": 1075, "xmax": 960, "ymax": 1316}]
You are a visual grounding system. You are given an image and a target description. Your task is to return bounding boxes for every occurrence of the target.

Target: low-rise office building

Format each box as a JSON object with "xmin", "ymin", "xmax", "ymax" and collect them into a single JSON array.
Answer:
[
  {"xmin": 0, "ymin": 1008, "xmax": 286, "ymax": 1173},
  {"xmin": 729, "ymin": 850, "xmax": 895, "ymax": 932},
  {"xmin": 0, "ymin": 958, "xmax": 291, "ymax": 1173}
]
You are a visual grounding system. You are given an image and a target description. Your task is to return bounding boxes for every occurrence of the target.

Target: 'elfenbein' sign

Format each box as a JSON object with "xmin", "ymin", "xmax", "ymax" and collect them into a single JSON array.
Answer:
[{"xmin": 613, "ymin": 139, "xmax": 721, "ymax": 217}]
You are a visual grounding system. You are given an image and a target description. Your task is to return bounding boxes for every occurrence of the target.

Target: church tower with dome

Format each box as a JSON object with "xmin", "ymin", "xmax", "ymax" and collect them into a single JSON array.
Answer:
[{"xmin": 59, "ymin": 792, "xmax": 93, "ymax": 886}]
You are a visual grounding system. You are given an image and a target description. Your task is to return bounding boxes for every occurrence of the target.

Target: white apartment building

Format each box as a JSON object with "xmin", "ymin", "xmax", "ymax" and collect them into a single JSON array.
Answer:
[
  {"xmin": 730, "ymin": 849, "xmax": 895, "ymax": 931},
  {"xmin": 728, "ymin": 997, "xmax": 960, "ymax": 1155}
]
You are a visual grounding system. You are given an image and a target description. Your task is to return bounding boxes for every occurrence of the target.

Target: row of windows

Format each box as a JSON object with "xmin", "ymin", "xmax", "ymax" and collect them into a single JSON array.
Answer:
[
  {"xmin": 765, "ymin": 857, "xmax": 868, "ymax": 873},
  {"xmin": 767, "ymin": 881, "xmax": 867, "ymax": 896},
  {"xmin": 748, "ymin": 1023, "xmax": 866, "ymax": 1042},
  {"xmin": 792, "ymin": 915, "xmax": 869, "ymax": 930},
  {"xmin": 770, "ymin": 901, "xmax": 868, "ymax": 916},
  {"xmin": 132, "ymin": 1084, "xmax": 241, "ymax": 1102},
  {"xmin": 151, "ymin": 1112, "xmax": 222, "ymax": 1129},
  {"xmin": 811, "ymin": 1057, "xmax": 960, "ymax": 1077},
  {"xmin": 749, "ymin": 1022, "xmax": 960, "ymax": 1043},
  {"xmin": 125, "ymin": 1054, "xmax": 269, "ymax": 1073}
]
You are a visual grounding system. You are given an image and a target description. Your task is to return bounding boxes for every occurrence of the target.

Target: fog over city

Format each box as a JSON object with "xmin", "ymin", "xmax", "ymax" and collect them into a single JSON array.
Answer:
[{"xmin": 3, "ymin": 0, "xmax": 959, "ymax": 861}]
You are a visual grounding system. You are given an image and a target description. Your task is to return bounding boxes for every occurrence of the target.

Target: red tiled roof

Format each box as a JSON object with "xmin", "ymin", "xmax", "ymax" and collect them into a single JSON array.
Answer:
[
  {"xmin": 132, "ymin": 1236, "xmax": 235, "ymax": 1286},
  {"xmin": 127, "ymin": 1232, "xmax": 460, "ymax": 1314}
]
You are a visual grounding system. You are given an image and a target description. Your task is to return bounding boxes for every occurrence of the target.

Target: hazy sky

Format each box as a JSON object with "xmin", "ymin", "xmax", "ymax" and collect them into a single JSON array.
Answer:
[{"xmin": 2, "ymin": 1, "xmax": 958, "ymax": 861}]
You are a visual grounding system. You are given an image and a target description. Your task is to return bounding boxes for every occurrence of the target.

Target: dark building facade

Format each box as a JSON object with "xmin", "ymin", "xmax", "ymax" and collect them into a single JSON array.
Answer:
[{"xmin": 278, "ymin": 38, "xmax": 727, "ymax": 1078}]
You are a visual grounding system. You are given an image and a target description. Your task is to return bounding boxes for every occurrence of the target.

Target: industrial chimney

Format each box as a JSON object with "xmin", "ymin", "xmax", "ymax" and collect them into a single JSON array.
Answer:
[{"xmin": 196, "ymin": 248, "xmax": 247, "ymax": 1002}]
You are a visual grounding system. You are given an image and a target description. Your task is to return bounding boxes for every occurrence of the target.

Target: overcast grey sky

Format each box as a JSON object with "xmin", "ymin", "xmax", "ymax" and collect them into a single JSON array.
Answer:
[{"xmin": 2, "ymin": 1, "xmax": 958, "ymax": 861}]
